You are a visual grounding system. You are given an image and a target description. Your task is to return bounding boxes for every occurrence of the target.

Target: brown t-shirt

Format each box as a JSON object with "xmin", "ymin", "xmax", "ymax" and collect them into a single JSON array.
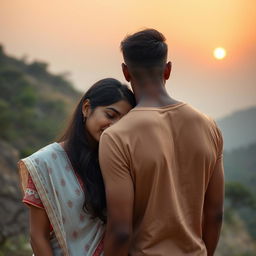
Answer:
[{"xmin": 99, "ymin": 103, "xmax": 223, "ymax": 256}]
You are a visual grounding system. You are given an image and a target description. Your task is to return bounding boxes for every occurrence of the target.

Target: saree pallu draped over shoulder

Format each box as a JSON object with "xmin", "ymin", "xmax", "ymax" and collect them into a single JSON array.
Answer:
[{"xmin": 19, "ymin": 143, "xmax": 104, "ymax": 256}]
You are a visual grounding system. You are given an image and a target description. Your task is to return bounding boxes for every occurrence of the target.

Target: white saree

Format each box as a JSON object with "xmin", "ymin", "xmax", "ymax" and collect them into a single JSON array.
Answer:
[{"xmin": 19, "ymin": 142, "xmax": 104, "ymax": 256}]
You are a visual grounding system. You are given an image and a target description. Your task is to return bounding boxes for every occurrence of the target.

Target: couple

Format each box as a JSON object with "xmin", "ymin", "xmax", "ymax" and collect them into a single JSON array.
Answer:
[{"xmin": 19, "ymin": 29, "xmax": 224, "ymax": 256}]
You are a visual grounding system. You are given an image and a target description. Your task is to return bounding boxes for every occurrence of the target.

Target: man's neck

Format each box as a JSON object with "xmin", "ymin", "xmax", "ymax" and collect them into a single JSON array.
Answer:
[{"xmin": 133, "ymin": 81, "xmax": 180, "ymax": 108}]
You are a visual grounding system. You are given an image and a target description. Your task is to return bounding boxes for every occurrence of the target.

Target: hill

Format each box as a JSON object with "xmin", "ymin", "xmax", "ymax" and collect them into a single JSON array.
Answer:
[
  {"xmin": 216, "ymin": 107, "xmax": 256, "ymax": 151},
  {"xmin": 0, "ymin": 45, "xmax": 81, "ymax": 157},
  {"xmin": 224, "ymin": 143, "xmax": 256, "ymax": 240},
  {"xmin": 224, "ymin": 143, "xmax": 256, "ymax": 194}
]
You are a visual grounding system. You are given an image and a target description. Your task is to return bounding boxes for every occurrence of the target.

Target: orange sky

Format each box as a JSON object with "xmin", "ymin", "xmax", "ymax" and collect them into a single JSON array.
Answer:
[{"xmin": 0, "ymin": 0, "xmax": 256, "ymax": 118}]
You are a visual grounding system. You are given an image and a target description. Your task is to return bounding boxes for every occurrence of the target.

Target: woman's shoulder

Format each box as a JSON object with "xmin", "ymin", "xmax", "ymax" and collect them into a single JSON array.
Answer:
[{"xmin": 23, "ymin": 142, "xmax": 65, "ymax": 163}]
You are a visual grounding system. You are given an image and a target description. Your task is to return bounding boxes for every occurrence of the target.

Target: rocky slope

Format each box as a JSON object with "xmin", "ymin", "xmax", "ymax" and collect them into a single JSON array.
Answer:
[{"xmin": 0, "ymin": 140, "xmax": 28, "ymax": 244}]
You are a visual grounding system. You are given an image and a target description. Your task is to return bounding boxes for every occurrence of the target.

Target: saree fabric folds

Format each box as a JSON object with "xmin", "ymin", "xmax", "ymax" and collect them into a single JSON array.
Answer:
[{"xmin": 18, "ymin": 142, "xmax": 104, "ymax": 256}]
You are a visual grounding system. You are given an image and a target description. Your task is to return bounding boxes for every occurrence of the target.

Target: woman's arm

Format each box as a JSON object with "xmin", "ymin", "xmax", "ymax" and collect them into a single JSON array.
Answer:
[{"xmin": 29, "ymin": 205, "xmax": 53, "ymax": 256}]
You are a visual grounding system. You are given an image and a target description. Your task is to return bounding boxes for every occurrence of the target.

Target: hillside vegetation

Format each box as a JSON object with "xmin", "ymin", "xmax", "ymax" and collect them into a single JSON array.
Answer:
[
  {"xmin": 0, "ymin": 45, "xmax": 81, "ymax": 157},
  {"xmin": 224, "ymin": 143, "xmax": 256, "ymax": 241}
]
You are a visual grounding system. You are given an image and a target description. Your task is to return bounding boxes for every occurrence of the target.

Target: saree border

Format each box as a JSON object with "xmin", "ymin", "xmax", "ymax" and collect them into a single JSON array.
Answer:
[{"xmin": 19, "ymin": 159, "xmax": 69, "ymax": 256}]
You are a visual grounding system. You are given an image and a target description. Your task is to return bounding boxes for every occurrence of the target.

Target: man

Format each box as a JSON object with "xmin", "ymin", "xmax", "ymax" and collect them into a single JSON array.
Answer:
[{"xmin": 99, "ymin": 29, "xmax": 224, "ymax": 256}]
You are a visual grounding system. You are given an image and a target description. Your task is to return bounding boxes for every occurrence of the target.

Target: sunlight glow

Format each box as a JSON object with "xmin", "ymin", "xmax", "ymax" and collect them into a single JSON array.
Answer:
[{"xmin": 214, "ymin": 47, "xmax": 226, "ymax": 60}]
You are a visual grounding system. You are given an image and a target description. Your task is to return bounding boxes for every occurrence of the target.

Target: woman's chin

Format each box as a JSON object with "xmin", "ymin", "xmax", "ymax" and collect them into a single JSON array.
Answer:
[{"xmin": 95, "ymin": 133, "xmax": 101, "ymax": 142}]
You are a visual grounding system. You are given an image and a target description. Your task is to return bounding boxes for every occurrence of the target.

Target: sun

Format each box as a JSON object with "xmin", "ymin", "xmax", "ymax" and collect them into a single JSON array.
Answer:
[{"xmin": 213, "ymin": 47, "xmax": 226, "ymax": 60}]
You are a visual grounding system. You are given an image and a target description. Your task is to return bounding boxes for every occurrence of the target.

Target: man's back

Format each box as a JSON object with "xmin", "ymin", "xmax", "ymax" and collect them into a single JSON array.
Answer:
[{"xmin": 100, "ymin": 102, "xmax": 223, "ymax": 256}]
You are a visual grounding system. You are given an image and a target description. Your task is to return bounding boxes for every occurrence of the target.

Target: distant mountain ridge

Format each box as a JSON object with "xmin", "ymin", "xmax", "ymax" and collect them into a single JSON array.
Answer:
[
  {"xmin": 216, "ymin": 107, "xmax": 256, "ymax": 151},
  {"xmin": 224, "ymin": 142, "xmax": 256, "ymax": 194}
]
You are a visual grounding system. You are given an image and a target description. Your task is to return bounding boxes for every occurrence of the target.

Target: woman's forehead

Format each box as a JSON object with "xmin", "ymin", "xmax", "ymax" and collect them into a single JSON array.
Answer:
[{"xmin": 103, "ymin": 100, "xmax": 132, "ymax": 115}]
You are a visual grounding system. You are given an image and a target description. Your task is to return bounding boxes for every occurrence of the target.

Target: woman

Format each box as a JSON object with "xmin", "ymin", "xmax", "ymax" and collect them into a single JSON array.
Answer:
[{"xmin": 18, "ymin": 78, "xmax": 136, "ymax": 256}]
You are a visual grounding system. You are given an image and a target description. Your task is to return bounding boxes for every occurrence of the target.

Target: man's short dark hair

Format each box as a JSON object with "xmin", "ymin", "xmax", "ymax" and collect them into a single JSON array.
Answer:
[{"xmin": 120, "ymin": 29, "xmax": 167, "ymax": 67}]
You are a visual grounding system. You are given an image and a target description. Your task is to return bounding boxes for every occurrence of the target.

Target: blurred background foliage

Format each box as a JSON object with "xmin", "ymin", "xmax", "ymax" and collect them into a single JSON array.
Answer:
[
  {"xmin": 0, "ymin": 45, "xmax": 255, "ymax": 255},
  {"xmin": 0, "ymin": 45, "xmax": 81, "ymax": 157}
]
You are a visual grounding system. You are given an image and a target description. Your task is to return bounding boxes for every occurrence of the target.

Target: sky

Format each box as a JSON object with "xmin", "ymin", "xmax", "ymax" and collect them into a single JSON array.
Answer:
[{"xmin": 0, "ymin": 0, "xmax": 256, "ymax": 118}]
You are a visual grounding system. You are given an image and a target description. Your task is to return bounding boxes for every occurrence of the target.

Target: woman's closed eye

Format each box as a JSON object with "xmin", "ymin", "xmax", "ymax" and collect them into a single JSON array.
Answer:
[
  {"xmin": 105, "ymin": 112, "xmax": 116, "ymax": 119},
  {"xmin": 104, "ymin": 107, "xmax": 121, "ymax": 121}
]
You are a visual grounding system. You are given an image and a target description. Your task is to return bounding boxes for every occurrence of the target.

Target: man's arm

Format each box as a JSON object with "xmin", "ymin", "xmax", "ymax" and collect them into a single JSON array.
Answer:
[
  {"xmin": 99, "ymin": 133, "xmax": 134, "ymax": 256},
  {"xmin": 202, "ymin": 129, "xmax": 224, "ymax": 256}
]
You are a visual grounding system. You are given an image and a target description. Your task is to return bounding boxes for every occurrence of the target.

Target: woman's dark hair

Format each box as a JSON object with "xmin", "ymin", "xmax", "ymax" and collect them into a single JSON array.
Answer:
[{"xmin": 59, "ymin": 78, "xmax": 136, "ymax": 222}]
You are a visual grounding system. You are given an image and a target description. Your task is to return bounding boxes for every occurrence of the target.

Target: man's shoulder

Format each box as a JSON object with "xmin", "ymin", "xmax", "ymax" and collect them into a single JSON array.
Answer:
[
  {"xmin": 105, "ymin": 108, "xmax": 156, "ymax": 134},
  {"xmin": 184, "ymin": 104, "xmax": 222, "ymax": 142},
  {"xmin": 103, "ymin": 111, "xmax": 135, "ymax": 137},
  {"xmin": 182, "ymin": 104, "xmax": 216, "ymax": 125}
]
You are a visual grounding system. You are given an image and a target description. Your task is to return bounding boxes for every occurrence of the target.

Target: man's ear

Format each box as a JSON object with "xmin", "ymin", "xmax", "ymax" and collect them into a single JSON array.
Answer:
[
  {"xmin": 122, "ymin": 63, "xmax": 131, "ymax": 82},
  {"xmin": 164, "ymin": 61, "xmax": 172, "ymax": 80},
  {"xmin": 82, "ymin": 99, "xmax": 91, "ymax": 118}
]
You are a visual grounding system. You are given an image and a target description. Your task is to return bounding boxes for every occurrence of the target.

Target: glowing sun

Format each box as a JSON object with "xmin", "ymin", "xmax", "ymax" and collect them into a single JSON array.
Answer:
[{"xmin": 213, "ymin": 47, "xmax": 226, "ymax": 60}]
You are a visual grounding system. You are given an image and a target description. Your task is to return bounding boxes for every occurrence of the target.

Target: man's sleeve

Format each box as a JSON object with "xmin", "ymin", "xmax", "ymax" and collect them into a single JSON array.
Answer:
[
  {"xmin": 202, "ymin": 123, "xmax": 224, "ymax": 255},
  {"xmin": 99, "ymin": 132, "xmax": 133, "ymax": 186},
  {"xmin": 99, "ymin": 130, "xmax": 134, "ymax": 209},
  {"xmin": 215, "ymin": 124, "xmax": 224, "ymax": 161},
  {"xmin": 99, "ymin": 132, "xmax": 134, "ymax": 255}
]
